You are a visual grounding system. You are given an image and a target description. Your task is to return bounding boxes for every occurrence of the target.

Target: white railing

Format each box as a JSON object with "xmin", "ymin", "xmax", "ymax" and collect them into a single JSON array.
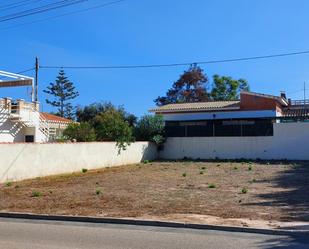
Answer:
[
  {"xmin": 291, "ymin": 99, "xmax": 309, "ymax": 106},
  {"xmin": 39, "ymin": 113, "xmax": 50, "ymax": 140}
]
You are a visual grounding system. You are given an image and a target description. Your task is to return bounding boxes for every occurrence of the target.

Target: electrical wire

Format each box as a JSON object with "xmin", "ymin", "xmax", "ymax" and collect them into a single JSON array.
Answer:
[
  {"xmin": 1, "ymin": 0, "xmax": 126, "ymax": 30},
  {"xmin": 0, "ymin": 0, "xmax": 43, "ymax": 12},
  {"xmin": 0, "ymin": 0, "xmax": 88, "ymax": 22},
  {"xmin": 0, "ymin": 0, "xmax": 34, "ymax": 9},
  {"xmin": 40, "ymin": 50, "xmax": 309, "ymax": 70}
]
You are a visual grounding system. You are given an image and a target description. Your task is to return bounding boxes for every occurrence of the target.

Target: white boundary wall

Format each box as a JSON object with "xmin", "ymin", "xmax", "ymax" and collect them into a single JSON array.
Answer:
[
  {"xmin": 160, "ymin": 123, "xmax": 309, "ymax": 161},
  {"xmin": 0, "ymin": 142, "xmax": 157, "ymax": 183}
]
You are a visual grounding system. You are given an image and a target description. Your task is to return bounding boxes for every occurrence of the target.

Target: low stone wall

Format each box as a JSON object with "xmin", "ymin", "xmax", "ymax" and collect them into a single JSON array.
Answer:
[
  {"xmin": 160, "ymin": 122, "xmax": 309, "ymax": 161},
  {"xmin": 0, "ymin": 142, "xmax": 157, "ymax": 183}
]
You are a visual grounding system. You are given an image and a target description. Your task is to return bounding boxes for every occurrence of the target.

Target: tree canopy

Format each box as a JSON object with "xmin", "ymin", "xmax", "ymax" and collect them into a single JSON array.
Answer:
[
  {"xmin": 211, "ymin": 75, "xmax": 250, "ymax": 101},
  {"xmin": 155, "ymin": 64, "xmax": 209, "ymax": 106},
  {"xmin": 134, "ymin": 115, "xmax": 165, "ymax": 146},
  {"xmin": 155, "ymin": 66, "xmax": 250, "ymax": 105},
  {"xmin": 44, "ymin": 70, "xmax": 79, "ymax": 118}
]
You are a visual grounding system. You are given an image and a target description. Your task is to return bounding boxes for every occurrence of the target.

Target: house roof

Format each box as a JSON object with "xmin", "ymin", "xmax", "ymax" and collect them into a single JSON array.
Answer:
[
  {"xmin": 40, "ymin": 112, "xmax": 72, "ymax": 123},
  {"xmin": 282, "ymin": 108, "xmax": 309, "ymax": 118},
  {"xmin": 150, "ymin": 100, "xmax": 241, "ymax": 113},
  {"xmin": 241, "ymin": 91, "xmax": 288, "ymax": 106}
]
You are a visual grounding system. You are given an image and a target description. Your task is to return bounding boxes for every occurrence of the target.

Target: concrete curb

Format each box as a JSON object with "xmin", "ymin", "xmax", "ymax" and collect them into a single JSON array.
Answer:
[{"xmin": 0, "ymin": 212, "xmax": 308, "ymax": 236}]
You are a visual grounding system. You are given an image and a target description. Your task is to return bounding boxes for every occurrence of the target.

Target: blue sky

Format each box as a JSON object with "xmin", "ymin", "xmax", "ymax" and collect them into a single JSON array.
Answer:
[{"xmin": 1, "ymin": 0, "xmax": 309, "ymax": 116}]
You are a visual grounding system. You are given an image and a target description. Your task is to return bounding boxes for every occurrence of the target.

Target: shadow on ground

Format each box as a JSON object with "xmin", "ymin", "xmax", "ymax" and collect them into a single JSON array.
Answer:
[
  {"xmin": 240, "ymin": 161, "xmax": 309, "ymax": 249},
  {"xmin": 257, "ymin": 235, "xmax": 309, "ymax": 249},
  {"xmin": 245, "ymin": 161, "xmax": 309, "ymax": 223}
]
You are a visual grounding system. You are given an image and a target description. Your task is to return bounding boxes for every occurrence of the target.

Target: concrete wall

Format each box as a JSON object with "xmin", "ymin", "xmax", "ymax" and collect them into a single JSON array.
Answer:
[
  {"xmin": 160, "ymin": 122, "xmax": 309, "ymax": 161},
  {"xmin": 0, "ymin": 142, "xmax": 157, "ymax": 183}
]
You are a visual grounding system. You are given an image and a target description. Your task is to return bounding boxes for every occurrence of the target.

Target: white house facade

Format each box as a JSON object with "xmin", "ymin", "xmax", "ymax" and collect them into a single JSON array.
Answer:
[{"xmin": 0, "ymin": 98, "xmax": 71, "ymax": 143}]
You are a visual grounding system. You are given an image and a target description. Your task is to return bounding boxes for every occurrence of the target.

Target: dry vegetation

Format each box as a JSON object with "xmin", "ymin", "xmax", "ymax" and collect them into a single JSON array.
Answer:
[{"xmin": 0, "ymin": 161, "xmax": 308, "ymax": 225}]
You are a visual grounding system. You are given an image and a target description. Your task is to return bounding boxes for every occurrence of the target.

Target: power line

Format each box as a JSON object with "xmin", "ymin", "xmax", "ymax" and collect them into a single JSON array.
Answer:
[
  {"xmin": 0, "ymin": 67, "xmax": 35, "ymax": 80},
  {"xmin": 40, "ymin": 50, "xmax": 309, "ymax": 70},
  {"xmin": 0, "ymin": 0, "xmax": 88, "ymax": 23},
  {"xmin": 0, "ymin": 0, "xmax": 34, "ymax": 9},
  {"xmin": 1, "ymin": 0, "xmax": 126, "ymax": 30},
  {"xmin": 0, "ymin": 0, "xmax": 43, "ymax": 12}
]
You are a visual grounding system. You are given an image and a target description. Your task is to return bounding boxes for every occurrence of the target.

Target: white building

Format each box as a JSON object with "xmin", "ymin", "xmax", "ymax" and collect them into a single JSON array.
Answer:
[
  {"xmin": 0, "ymin": 98, "xmax": 72, "ymax": 143},
  {"xmin": 0, "ymin": 70, "xmax": 72, "ymax": 143}
]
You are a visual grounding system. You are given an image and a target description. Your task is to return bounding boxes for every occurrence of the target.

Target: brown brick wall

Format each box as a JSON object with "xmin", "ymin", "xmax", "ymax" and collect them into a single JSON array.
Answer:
[{"xmin": 240, "ymin": 93, "xmax": 279, "ymax": 111}]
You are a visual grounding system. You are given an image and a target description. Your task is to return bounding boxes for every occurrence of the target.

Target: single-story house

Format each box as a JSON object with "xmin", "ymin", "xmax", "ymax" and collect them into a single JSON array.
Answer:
[{"xmin": 150, "ymin": 91, "xmax": 309, "ymax": 137}]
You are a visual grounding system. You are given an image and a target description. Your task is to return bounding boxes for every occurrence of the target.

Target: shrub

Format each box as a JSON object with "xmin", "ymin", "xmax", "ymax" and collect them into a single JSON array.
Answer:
[
  {"xmin": 31, "ymin": 191, "xmax": 42, "ymax": 197},
  {"xmin": 95, "ymin": 188, "xmax": 102, "ymax": 195},
  {"xmin": 248, "ymin": 166, "xmax": 253, "ymax": 171},
  {"xmin": 199, "ymin": 171, "xmax": 204, "ymax": 175},
  {"xmin": 234, "ymin": 166, "xmax": 238, "ymax": 170},
  {"xmin": 182, "ymin": 172, "xmax": 187, "ymax": 177},
  {"xmin": 143, "ymin": 160, "xmax": 150, "ymax": 164},
  {"xmin": 134, "ymin": 115, "xmax": 165, "ymax": 146},
  {"xmin": 5, "ymin": 182, "xmax": 12, "ymax": 187},
  {"xmin": 208, "ymin": 184, "xmax": 216, "ymax": 188},
  {"xmin": 241, "ymin": 187, "xmax": 248, "ymax": 194},
  {"xmin": 201, "ymin": 166, "xmax": 206, "ymax": 170},
  {"xmin": 82, "ymin": 168, "xmax": 88, "ymax": 173},
  {"xmin": 63, "ymin": 122, "xmax": 96, "ymax": 142},
  {"xmin": 94, "ymin": 109, "xmax": 134, "ymax": 151}
]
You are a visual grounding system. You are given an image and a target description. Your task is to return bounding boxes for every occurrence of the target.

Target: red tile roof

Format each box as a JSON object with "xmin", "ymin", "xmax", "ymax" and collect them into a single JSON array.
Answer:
[{"xmin": 40, "ymin": 112, "xmax": 72, "ymax": 123}]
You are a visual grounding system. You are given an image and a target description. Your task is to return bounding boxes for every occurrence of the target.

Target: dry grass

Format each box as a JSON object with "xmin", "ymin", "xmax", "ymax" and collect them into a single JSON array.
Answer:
[{"xmin": 0, "ymin": 161, "xmax": 308, "ymax": 222}]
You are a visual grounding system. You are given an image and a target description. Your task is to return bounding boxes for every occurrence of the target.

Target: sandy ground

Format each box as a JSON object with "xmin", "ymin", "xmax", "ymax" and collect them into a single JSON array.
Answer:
[{"xmin": 1, "ymin": 161, "xmax": 309, "ymax": 230}]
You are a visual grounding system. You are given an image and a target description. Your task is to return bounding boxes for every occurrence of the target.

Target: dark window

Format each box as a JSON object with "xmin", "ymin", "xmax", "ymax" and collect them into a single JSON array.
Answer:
[
  {"xmin": 165, "ymin": 119, "xmax": 273, "ymax": 137},
  {"xmin": 25, "ymin": 135, "xmax": 34, "ymax": 143}
]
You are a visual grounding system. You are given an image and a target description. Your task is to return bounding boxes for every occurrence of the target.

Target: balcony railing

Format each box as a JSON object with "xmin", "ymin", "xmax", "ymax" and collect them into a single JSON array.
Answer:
[{"xmin": 290, "ymin": 99, "xmax": 309, "ymax": 106}]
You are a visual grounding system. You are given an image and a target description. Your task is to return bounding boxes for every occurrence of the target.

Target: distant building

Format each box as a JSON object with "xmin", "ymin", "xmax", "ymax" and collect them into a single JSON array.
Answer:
[
  {"xmin": 0, "ymin": 98, "xmax": 72, "ymax": 143},
  {"xmin": 0, "ymin": 70, "xmax": 72, "ymax": 143},
  {"xmin": 150, "ymin": 91, "xmax": 309, "ymax": 137}
]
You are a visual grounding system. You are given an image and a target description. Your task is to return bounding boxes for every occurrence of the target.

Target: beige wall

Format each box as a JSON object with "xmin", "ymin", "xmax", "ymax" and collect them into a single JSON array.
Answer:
[
  {"xmin": 0, "ymin": 142, "xmax": 157, "ymax": 183},
  {"xmin": 160, "ymin": 122, "xmax": 309, "ymax": 161}
]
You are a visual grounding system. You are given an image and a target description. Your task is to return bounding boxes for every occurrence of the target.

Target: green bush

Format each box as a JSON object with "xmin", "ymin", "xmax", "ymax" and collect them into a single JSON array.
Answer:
[
  {"xmin": 134, "ymin": 115, "xmax": 165, "ymax": 146},
  {"xmin": 5, "ymin": 182, "xmax": 12, "ymax": 187},
  {"xmin": 95, "ymin": 188, "xmax": 102, "ymax": 195},
  {"xmin": 208, "ymin": 184, "xmax": 216, "ymax": 188},
  {"xmin": 241, "ymin": 187, "xmax": 248, "ymax": 194},
  {"xmin": 63, "ymin": 122, "xmax": 96, "ymax": 142},
  {"xmin": 82, "ymin": 168, "xmax": 88, "ymax": 173},
  {"xmin": 31, "ymin": 191, "xmax": 42, "ymax": 197},
  {"xmin": 94, "ymin": 109, "xmax": 134, "ymax": 151}
]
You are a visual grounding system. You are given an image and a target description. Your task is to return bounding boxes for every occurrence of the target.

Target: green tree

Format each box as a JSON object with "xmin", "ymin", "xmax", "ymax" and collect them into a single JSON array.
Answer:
[
  {"xmin": 155, "ymin": 65, "xmax": 209, "ymax": 106},
  {"xmin": 63, "ymin": 122, "xmax": 96, "ymax": 142},
  {"xmin": 211, "ymin": 75, "xmax": 250, "ymax": 101},
  {"xmin": 134, "ymin": 115, "xmax": 165, "ymax": 146},
  {"xmin": 93, "ymin": 109, "xmax": 134, "ymax": 151},
  {"xmin": 44, "ymin": 70, "xmax": 79, "ymax": 118},
  {"xmin": 76, "ymin": 102, "xmax": 136, "ymax": 126}
]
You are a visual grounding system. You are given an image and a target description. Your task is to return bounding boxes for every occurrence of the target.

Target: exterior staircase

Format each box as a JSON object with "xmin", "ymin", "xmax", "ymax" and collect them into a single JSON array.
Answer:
[{"xmin": 8, "ymin": 102, "xmax": 50, "ymax": 142}]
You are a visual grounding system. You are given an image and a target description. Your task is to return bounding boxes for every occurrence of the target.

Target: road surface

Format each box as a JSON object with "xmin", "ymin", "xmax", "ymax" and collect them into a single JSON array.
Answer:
[{"xmin": 0, "ymin": 218, "xmax": 308, "ymax": 249}]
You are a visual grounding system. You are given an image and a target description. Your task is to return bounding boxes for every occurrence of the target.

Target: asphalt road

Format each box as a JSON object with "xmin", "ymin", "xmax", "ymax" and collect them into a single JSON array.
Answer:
[{"xmin": 0, "ymin": 218, "xmax": 308, "ymax": 249}]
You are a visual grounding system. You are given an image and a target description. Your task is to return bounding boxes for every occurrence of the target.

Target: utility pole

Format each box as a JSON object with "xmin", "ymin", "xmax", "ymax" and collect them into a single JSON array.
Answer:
[
  {"xmin": 35, "ymin": 57, "xmax": 39, "ymax": 102},
  {"xmin": 304, "ymin": 82, "xmax": 306, "ymax": 102}
]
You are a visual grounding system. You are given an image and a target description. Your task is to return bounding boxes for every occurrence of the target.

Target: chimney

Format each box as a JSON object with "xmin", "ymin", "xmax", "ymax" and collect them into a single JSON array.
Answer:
[
  {"xmin": 288, "ymin": 98, "xmax": 292, "ymax": 106},
  {"xmin": 280, "ymin": 91, "xmax": 287, "ymax": 100}
]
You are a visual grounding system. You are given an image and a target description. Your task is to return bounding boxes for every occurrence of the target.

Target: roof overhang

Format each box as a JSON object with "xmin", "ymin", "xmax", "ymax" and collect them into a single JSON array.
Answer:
[
  {"xmin": 0, "ymin": 79, "xmax": 32, "ymax": 88},
  {"xmin": 150, "ymin": 106, "xmax": 240, "ymax": 114},
  {"xmin": 0, "ymin": 70, "xmax": 34, "ymax": 101}
]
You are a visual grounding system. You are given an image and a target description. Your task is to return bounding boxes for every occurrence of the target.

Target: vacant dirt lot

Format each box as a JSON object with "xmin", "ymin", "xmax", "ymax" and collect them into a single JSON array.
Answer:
[{"xmin": 0, "ymin": 161, "xmax": 308, "ymax": 228}]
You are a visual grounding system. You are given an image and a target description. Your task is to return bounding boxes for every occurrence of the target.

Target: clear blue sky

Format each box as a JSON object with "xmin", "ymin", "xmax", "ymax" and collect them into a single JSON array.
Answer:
[{"xmin": 1, "ymin": 0, "xmax": 309, "ymax": 116}]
